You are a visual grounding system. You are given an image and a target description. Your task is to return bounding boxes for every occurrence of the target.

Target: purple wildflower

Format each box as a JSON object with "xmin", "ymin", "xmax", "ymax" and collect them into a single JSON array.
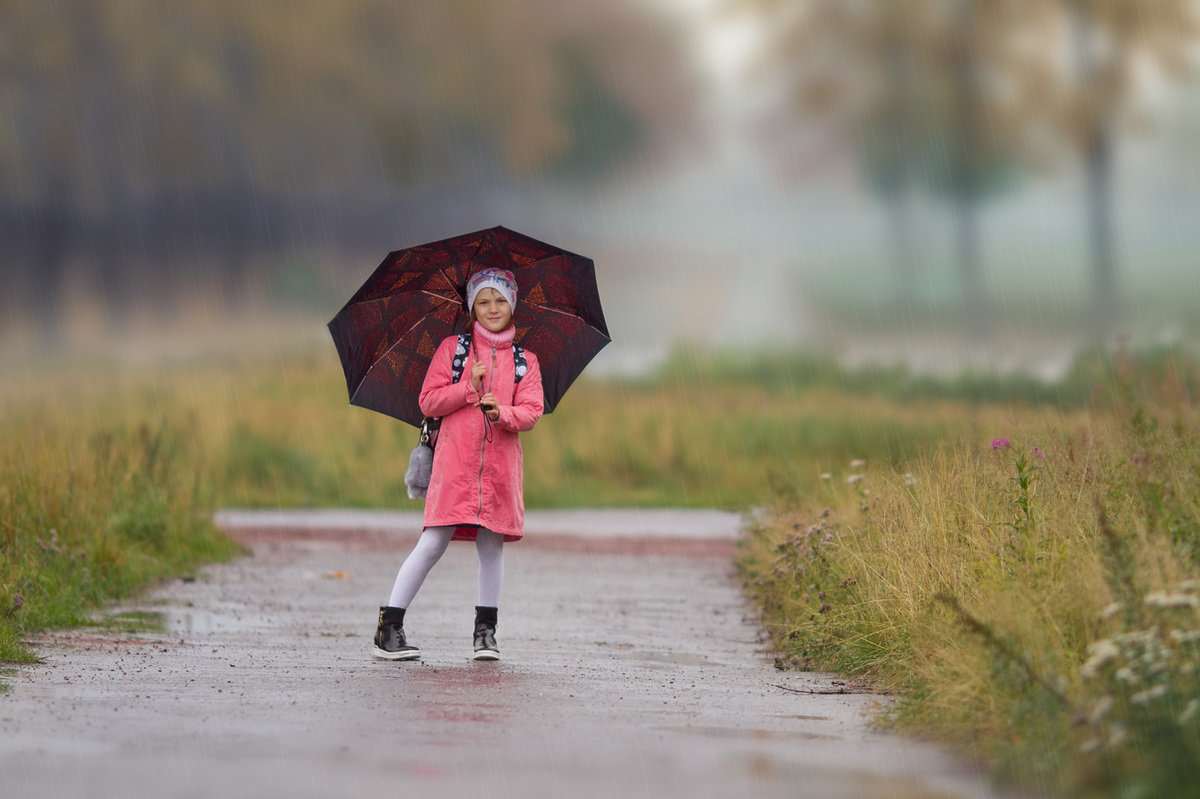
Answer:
[
  {"xmin": 1033, "ymin": 447, "xmax": 1045, "ymax": 460},
  {"xmin": 991, "ymin": 437, "xmax": 1011, "ymax": 450}
]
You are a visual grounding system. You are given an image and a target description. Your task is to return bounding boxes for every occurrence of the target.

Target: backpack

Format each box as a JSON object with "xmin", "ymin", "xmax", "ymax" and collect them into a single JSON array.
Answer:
[{"xmin": 419, "ymin": 332, "xmax": 526, "ymax": 449}]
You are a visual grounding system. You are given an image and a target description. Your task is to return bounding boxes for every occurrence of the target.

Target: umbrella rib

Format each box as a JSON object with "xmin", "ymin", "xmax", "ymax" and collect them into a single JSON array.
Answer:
[
  {"xmin": 521, "ymin": 302, "xmax": 610, "ymax": 335},
  {"xmin": 440, "ymin": 230, "xmax": 491, "ymax": 302},
  {"xmin": 351, "ymin": 288, "xmax": 460, "ymax": 311},
  {"xmin": 354, "ymin": 294, "xmax": 457, "ymax": 380},
  {"xmin": 520, "ymin": 302, "xmax": 586, "ymax": 318}
]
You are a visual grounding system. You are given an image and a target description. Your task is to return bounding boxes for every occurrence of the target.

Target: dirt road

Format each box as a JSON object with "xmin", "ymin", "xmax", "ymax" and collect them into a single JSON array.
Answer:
[{"xmin": 1, "ymin": 510, "xmax": 1016, "ymax": 799}]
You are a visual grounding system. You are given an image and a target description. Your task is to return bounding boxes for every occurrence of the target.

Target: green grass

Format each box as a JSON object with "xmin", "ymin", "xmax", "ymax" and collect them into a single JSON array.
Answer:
[
  {"xmin": 44, "ymin": 343, "xmax": 1015, "ymax": 512},
  {"xmin": 737, "ymin": 347, "xmax": 1200, "ymax": 797},
  {"xmin": 0, "ymin": 411, "xmax": 243, "ymax": 664}
]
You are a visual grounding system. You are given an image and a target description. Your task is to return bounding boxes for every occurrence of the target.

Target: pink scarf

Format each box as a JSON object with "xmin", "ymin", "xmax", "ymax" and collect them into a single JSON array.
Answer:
[{"xmin": 472, "ymin": 321, "xmax": 515, "ymax": 350}]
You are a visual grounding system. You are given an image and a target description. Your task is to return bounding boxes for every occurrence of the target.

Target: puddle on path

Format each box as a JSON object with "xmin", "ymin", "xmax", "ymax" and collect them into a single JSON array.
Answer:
[
  {"xmin": 94, "ymin": 610, "xmax": 167, "ymax": 635},
  {"xmin": 160, "ymin": 607, "xmax": 279, "ymax": 635},
  {"xmin": 634, "ymin": 651, "xmax": 711, "ymax": 666},
  {"xmin": 660, "ymin": 725, "xmax": 841, "ymax": 742}
]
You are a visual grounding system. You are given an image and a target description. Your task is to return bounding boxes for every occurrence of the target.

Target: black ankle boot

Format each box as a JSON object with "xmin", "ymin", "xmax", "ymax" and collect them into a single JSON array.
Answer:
[
  {"xmin": 373, "ymin": 606, "xmax": 420, "ymax": 660},
  {"xmin": 472, "ymin": 606, "xmax": 499, "ymax": 661}
]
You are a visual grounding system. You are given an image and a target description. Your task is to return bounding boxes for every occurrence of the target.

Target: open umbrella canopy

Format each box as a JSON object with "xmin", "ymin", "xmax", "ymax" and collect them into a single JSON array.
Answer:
[{"xmin": 328, "ymin": 226, "xmax": 610, "ymax": 427}]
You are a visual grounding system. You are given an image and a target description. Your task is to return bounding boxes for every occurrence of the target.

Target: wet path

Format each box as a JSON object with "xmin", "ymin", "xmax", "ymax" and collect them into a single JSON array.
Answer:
[{"xmin": 1, "ymin": 510, "xmax": 1015, "ymax": 799}]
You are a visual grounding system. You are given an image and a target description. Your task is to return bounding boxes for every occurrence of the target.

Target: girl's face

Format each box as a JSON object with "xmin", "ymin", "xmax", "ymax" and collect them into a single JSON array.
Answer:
[{"xmin": 472, "ymin": 288, "xmax": 513, "ymax": 333}]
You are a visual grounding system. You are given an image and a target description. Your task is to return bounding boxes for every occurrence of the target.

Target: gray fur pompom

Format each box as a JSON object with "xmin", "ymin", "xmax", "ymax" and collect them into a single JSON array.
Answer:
[{"xmin": 404, "ymin": 443, "xmax": 433, "ymax": 500}]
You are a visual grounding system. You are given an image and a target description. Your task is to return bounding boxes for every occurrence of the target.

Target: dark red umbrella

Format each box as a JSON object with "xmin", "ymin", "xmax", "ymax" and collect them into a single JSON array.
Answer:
[{"xmin": 328, "ymin": 226, "xmax": 610, "ymax": 427}]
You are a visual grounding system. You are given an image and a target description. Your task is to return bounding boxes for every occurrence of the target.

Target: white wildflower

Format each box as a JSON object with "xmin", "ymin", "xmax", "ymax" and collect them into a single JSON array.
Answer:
[
  {"xmin": 845, "ymin": 474, "xmax": 864, "ymax": 485},
  {"xmin": 1080, "ymin": 639, "xmax": 1120, "ymax": 679},
  {"xmin": 1108, "ymin": 723, "xmax": 1128, "ymax": 748},
  {"xmin": 902, "ymin": 473, "xmax": 916, "ymax": 486},
  {"xmin": 1171, "ymin": 628, "xmax": 1200, "ymax": 644},
  {"xmin": 850, "ymin": 459, "xmax": 866, "ymax": 468},
  {"xmin": 1144, "ymin": 591, "xmax": 1200, "ymax": 609},
  {"xmin": 1180, "ymin": 699, "xmax": 1200, "ymax": 726},
  {"xmin": 1130, "ymin": 684, "xmax": 1168, "ymax": 706},
  {"xmin": 1115, "ymin": 629, "xmax": 1158, "ymax": 646},
  {"xmin": 1088, "ymin": 696, "xmax": 1114, "ymax": 725},
  {"xmin": 1115, "ymin": 667, "xmax": 1138, "ymax": 685},
  {"xmin": 1100, "ymin": 602, "xmax": 1122, "ymax": 620},
  {"xmin": 1078, "ymin": 738, "xmax": 1102, "ymax": 755},
  {"xmin": 819, "ymin": 473, "xmax": 832, "ymax": 481}
]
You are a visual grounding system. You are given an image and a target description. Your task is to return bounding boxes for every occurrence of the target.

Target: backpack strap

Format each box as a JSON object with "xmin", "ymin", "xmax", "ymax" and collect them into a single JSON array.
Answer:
[
  {"xmin": 423, "ymin": 332, "xmax": 472, "ymax": 444},
  {"xmin": 513, "ymin": 345, "xmax": 526, "ymax": 384},
  {"xmin": 450, "ymin": 332, "xmax": 472, "ymax": 385},
  {"xmin": 451, "ymin": 333, "xmax": 525, "ymax": 385}
]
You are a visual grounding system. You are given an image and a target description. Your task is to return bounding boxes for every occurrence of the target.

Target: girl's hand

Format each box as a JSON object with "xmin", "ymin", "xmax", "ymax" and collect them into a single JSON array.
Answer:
[
  {"xmin": 478, "ymin": 393, "xmax": 500, "ymax": 421},
  {"xmin": 470, "ymin": 359, "xmax": 487, "ymax": 392}
]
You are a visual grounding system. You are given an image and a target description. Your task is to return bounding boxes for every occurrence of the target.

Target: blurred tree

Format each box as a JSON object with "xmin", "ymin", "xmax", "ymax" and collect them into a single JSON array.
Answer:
[
  {"xmin": 730, "ymin": 0, "xmax": 1058, "ymax": 336},
  {"xmin": 737, "ymin": 0, "xmax": 1199, "ymax": 341},
  {"xmin": 1052, "ymin": 0, "xmax": 1198, "ymax": 339},
  {"xmin": 929, "ymin": 0, "xmax": 1056, "ymax": 338},
  {"xmin": 0, "ymin": 0, "xmax": 699, "ymax": 342}
]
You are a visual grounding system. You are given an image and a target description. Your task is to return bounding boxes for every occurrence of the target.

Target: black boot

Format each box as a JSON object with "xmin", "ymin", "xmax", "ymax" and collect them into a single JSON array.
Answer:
[
  {"xmin": 472, "ymin": 606, "xmax": 499, "ymax": 661},
  {"xmin": 373, "ymin": 606, "xmax": 420, "ymax": 660}
]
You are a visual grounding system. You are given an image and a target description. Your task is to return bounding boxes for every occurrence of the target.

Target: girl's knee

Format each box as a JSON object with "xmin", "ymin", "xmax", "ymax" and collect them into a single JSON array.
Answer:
[{"xmin": 475, "ymin": 528, "xmax": 504, "ymax": 551}]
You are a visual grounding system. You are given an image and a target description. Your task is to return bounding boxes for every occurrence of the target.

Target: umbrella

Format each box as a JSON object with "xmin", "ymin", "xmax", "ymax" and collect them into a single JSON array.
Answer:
[{"xmin": 327, "ymin": 225, "xmax": 610, "ymax": 427}]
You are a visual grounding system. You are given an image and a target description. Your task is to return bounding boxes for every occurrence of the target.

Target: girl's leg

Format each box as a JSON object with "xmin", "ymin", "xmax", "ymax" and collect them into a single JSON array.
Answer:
[
  {"xmin": 473, "ymin": 529, "xmax": 504, "ymax": 659},
  {"xmin": 475, "ymin": 528, "xmax": 505, "ymax": 608},
  {"xmin": 387, "ymin": 526, "xmax": 455, "ymax": 609}
]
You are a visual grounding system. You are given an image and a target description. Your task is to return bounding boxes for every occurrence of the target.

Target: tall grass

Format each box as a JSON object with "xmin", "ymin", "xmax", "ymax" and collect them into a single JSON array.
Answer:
[
  {"xmin": 46, "ymin": 344, "xmax": 985, "ymax": 511},
  {"xmin": 0, "ymin": 383, "xmax": 242, "ymax": 664},
  {"xmin": 738, "ymin": 348, "xmax": 1200, "ymax": 797}
]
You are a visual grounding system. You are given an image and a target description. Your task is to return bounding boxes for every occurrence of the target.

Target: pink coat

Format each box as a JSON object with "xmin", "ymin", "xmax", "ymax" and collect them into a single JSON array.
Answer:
[{"xmin": 419, "ymin": 331, "xmax": 543, "ymax": 541}]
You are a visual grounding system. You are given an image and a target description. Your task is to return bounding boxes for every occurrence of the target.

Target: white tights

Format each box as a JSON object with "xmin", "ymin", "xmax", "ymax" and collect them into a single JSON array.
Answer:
[{"xmin": 387, "ymin": 526, "xmax": 504, "ymax": 609}]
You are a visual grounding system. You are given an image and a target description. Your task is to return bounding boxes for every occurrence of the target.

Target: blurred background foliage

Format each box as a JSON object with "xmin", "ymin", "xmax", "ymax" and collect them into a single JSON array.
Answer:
[
  {"xmin": 0, "ymin": 0, "xmax": 701, "ymax": 347},
  {"xmin": 2, "ymin": 0, "xmax": 1198, "ymax": 367}
]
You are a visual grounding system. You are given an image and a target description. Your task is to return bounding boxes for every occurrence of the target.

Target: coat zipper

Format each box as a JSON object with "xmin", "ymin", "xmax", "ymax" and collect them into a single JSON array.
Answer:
[{"xmin": 476, "ymin": 344, "xmax": 497, "ymax": 525}]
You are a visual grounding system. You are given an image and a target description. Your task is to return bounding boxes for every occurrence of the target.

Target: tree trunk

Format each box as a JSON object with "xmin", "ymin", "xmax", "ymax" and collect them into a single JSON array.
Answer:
[
  {"xmin": 1069, "ymin": 1, "xmax": 1121, "ymax": 342},
  {"xmin": 32, "ymin": 184, "xmax": 71, "ymax": 349},
  {"xmin": 884, "ymin": 26, "xmax": 919, "ymax": 313},
  {"xmin": 952, "ymin": 1, "xmax": 988, "ymax": 340},
  {"xmin": 955, "ymin": 176, "xmax": 986, "ymax": 338},
  {"xmin": 886, "ymin": 186, "xmax": 918, "ymax": 312},
  {"xmin": 1085, "ymin": 123, "xmax": 1118, "ymax": 340}
]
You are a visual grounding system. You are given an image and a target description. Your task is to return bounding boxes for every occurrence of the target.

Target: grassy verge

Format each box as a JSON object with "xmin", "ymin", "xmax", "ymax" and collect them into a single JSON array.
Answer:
[
  {"xmin": 0, "ymin": 399, "xmax": 243, "ymax": 665},
  {"xmin": 737, "ymin": 348, "xmax": 1200, "ymax": 797},
  {"xmin": 70, "ymin": 344, "xmax": 997, "ymax": 511}
]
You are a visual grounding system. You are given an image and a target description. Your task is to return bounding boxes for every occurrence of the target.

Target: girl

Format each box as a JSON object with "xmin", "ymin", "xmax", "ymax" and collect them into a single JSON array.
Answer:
[{"xmin": 373, "ymin": 268, "xmax": 543, "ymax": 661}]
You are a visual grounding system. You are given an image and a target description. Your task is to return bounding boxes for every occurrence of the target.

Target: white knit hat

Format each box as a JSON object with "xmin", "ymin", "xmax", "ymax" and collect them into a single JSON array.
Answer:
[{"xmin": 466, "ymin": 268, "xmax": 518, "ymax": 313}]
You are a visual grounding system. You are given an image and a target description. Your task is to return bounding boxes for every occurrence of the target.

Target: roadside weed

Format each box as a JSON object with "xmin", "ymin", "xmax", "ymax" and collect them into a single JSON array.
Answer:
[{"xmin": 739, "ymin": 351, "xmax": 1200, "ymax": 796}]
